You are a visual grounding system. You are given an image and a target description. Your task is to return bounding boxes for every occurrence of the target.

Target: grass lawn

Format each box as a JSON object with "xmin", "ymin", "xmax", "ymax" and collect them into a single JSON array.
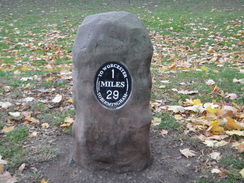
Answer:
[{"xmin": 0, "ymin": 0, "xmax": 243, "ymax": 182}]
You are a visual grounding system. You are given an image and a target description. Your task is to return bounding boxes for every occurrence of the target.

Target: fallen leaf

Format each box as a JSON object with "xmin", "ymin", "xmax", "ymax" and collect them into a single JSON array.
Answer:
[
  {"xmin": 0, "ymin": 165, "xmax": 3, "ymax": 174},
  {"xmin": 193, "ymin": 99, "xmax": 202, "ymax": 106},
  {"xmin": 180, "ymin": 148, "xmax": 196, "ymax": 158},
  {"xmin": 209, "ymin": 151, "xmax": 221, "ymax": 161},
  {"xmin": 24, "ymin": 117, "xmax": 40, "ymax": 124},
  {"xmin": 208, "ymin": 120, "xmax": 224, "ymax": 135},
  {"xmin": 225, "ymin": 117, "xmax": 241, "ymax": 130},
  {"xmin": 64, "ymin": 116, "xmax": 74, "ymax": 123},
  {"xmin": 225, "ymin": 93, "xmax": 238, "ymax": 100},
  {"xmin": 160, "ymin": 129, "xmax": 168, "ymax": 137},
  {"xmin": 240, "ymin": 168, "xmax": 244, "ymax": 178},
  {"xmin": 160, "ymin": 80, "xmax": 170, "ymax": 83},
  {"xmin": 178, "ymin": 90, "xmax": 198, "ymax": 95},
  {"xmin": 0, "ymin": 156, "xmax": 7, "ymax": 173},
  {"xmin": 28, "ymin": 131, "xmax": 38, "ymax": 138},
  {"xmin": 225, "ymin": 130, "xmax": 244, "ymax": 136},
  {"xmin": 52, "ymin": 94, "xmax": 62, "ymax": 103},
  {"xmin": 233, "ymin": 78, "xmax": 244, "ymax": 84},
  {"xmin": 41, "ymin": 123, "xmax": 49, "ymax": 128},
  {"xmin": 152, "ymin": 117, "xmax": 161, "ymax": 126},
  {"xmin": 0, "ymin": 171, "xmax": 17, "ymax": 183},
  {"xmin": 206, "ymin": 79, "xmax": 215, "ymax": 85},
  {"xmin": 232, "ymin": 141, "xmax": 244, "ymax": 153},
  {"xmin": 46, "ymin": 77, "xmax": 53, "ymax": 82},
  {"xmin": 214, "ymin": 140, "xmax": 228, "ymax": 147},
  {"xmin": 18, "ymin": 163, "xmax": 26, "ymax": 173},
  {"xmin": 60, "ymin": 123, "xmax": 72, "ymax": 127},
  {"xmin": 203, "ymin": 140, "xmax": 216, "ymax": 147},
  {"xmin": 201, "ymin": 66, "xmax": 208, "ymax": 72},
  {"xmin": 206, "ymin": 106, "xmax": 218, "ymax": 114},
  {"xmin": 40, "ymin": 179, "xmax": 48, "ymax": 183},
  {"xmin": 8, "ymin": 112, "xmax": 21, "ymax": 118},
  {"xmin": 2, "ymin": 126, "xmax": 15, "ymax": 133},
  {"xmin": 67, "ymin": 98, "xmax": 73, "ymax": 103},
  {"xmin": 168, "ymin": 106, "xmax": 185, "ymax": 113},
  {"xmin": 25, "ymin": 97, "xmax": 34, "ymax": 102},
  {"xmin": 211, "ymin": 168, "xmax": 221, "ymax": 174},
  {"xmin": 0, "ymin": 102, "xmax": 12, "ymax": 109}
]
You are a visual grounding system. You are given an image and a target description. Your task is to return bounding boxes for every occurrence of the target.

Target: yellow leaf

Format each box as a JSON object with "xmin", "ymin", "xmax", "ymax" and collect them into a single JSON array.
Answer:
[
  {"xmin": 64, "ymin": 116, "xmax": 74, "ymax": 123},
  {"xmin": 67, "ymin": 98, "xmax": 73, "ymax": 103},
  {"xmin": 2, "ymin": 126, "xmax": 15, "ymax": 133},
  {"xmin": 25, "ymin": 117, "xmax": 40, "ymax": 124},
  {"xmin": 191, "ymin": 42, "xmax": 197, "ymax": 47},
  {"xmin": 201, "ymin": 66, "xmax": 208, "ymax": 72},
  {"xmin": 41, "ymin": 123, "xmax": 49, "ymax": 128},
  {"xmin": 152, "ymin": 117, "xmax": 161, "ymax": 126},
  {"xmin": 174, "ymin": 114, "xmax": 182, "ymax": 120},
  {"xmin": 225, "ymin": 116, "xmax": 241, "ymax": 130},
  {"xmin": 207, "ymin": 48, "xmax": 214, "ymax": 54},
  {"xmin": 206, "ymin": 106, "xmax": 218, "ymax": 114},
  {"xmin": 161, "ymin": 66, "xmax": 168, "ymax": 71},
  {"xmin": 60, "ymin": 122, "xmax": 72, "ymax": 127},
  {"xmin": 209, "ymin": 120, "xmax": 224, "ymax": 135},
  {"xmin": 20, "ymin": 65, "xmax": 28, "ymax": 71},
  {"xmin": 41, "ymin": 179, "xmax": 48, "ymax": 183},
  {"xmin": 193, "ymin": 99, "xmax": 202, "ymax": 106},
  {"xmin": 46, "ymin": 77, "xmax": 53, "ymax": 82},
  {"xmin": 226, "ymin": 25, "xmax": 230, "ymax": 30}
]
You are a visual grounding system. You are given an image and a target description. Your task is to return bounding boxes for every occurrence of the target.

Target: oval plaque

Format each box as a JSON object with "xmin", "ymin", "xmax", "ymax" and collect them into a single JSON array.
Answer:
[{"xmin": 94, "ymin": 62, "xmax": 132, "ymax": 109}]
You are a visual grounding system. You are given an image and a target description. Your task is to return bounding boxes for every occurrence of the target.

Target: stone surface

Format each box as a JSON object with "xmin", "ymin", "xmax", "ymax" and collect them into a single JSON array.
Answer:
[{"xmin": 72, "ymin": 11, "xmax": 153, "ymax": 172}]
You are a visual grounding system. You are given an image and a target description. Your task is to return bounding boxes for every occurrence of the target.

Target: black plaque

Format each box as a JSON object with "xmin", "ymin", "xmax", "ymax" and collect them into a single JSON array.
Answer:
[{"xmin": 94, "ymin": 62, "xmax": 132, "ymax": 109}]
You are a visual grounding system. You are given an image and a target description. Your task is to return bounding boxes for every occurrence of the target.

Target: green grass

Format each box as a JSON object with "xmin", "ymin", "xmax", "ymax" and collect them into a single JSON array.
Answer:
[
  {"xmin": 38, "ymin": 109, "xmax": 75, "ymax": 126},
  {"xmin": 0, "ymin": 126, "xmax": 29, "ymax": 169},
  {"xmin": 6, "ymin": 127, "xmax": 29, "ymax": 143},
  {"xmin": 154, "ymin": 113, "xmax": 181, "ymax": 130}
]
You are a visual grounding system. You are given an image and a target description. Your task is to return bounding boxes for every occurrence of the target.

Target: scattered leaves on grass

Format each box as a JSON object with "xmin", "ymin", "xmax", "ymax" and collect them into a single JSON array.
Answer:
[{"xmin": 152, "ymin": 98, "xmax": 244, "ymax": 150}]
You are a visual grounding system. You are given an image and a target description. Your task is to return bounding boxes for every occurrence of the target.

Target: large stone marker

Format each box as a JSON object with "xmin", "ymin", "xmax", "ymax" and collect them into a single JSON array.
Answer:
[{"xmin": 72, "ymin": 11, "xmax": 153, "ymax": 172}]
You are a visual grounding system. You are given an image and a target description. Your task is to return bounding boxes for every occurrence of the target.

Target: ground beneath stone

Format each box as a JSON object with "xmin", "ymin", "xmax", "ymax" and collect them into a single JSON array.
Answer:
[{"xmin": 21, "ymin": 128, "xmax": 212, "ymax": 183}]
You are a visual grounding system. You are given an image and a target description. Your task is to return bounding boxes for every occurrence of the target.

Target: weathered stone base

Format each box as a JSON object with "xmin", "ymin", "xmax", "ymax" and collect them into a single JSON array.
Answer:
[{"xmin": 72, "ymin": 11, "xmax": 153, "ymax": 172}]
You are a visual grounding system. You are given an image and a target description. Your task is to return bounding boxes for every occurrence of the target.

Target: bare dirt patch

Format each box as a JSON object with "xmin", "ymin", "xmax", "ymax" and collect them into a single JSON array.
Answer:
[{"xmin": 18, "ymin": 128, "xmax": 212, "ymax": 183}]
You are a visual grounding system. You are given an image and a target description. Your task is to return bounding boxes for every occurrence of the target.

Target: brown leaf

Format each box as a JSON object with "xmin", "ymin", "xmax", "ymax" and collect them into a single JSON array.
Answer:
[
  {"xmin": 225, "ymin": 117, "xmax": 241, "ymax": 130},
  {"xmin": 0, "ymin": 171, "xmax": 17, "ymax": 183},
  {"xmin": 180, "ymin": 148, "xmax": 196, "ymax": 158}
]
